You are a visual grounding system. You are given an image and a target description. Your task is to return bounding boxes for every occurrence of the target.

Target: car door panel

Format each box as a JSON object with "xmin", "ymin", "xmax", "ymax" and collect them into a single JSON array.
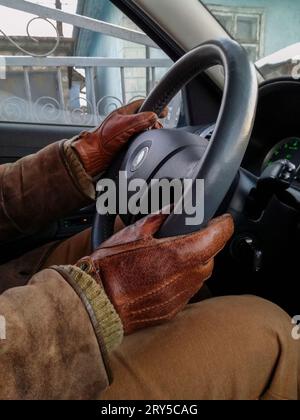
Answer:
[
  {"xmin": 0, "ymin": 122, "xmax": 89, "ymax": 164},
  {"xmin": 0, "ymin": 122, "xmax": 96, "ymax": 263}
]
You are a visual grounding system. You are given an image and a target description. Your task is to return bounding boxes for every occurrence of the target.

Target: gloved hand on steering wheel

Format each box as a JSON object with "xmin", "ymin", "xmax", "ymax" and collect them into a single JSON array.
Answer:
[
  {"xmin": 71, "ymin": 99, "xmax": 167, "ymax": 177},
  {"xmin": 76, "ymin": 211, "xmax": 234, "ymax": 335}
]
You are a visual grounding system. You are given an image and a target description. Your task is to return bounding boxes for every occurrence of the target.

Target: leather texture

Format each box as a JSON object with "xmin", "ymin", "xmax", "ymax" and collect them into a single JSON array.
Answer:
[
  {"xmin": 72, "ymin": 100, "xmax": 166, "ymax": 177},
  {"xmin": 77, "ymin": 213, "xmax": 234, "ymax": 334}
]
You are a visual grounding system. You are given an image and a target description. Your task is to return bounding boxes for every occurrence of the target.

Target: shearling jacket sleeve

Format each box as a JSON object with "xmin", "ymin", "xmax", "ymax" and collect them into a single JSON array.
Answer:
[
  {"xmin": 0, "ymin": 266, "xmax": 123, "ymax": 399},
  {"xmin": 0, "ymin": 140, "xmax": 95, "ymax": 242},
  {"xmin": 0, "ymin": 141, "xmax": 123, "ymax": 399}
]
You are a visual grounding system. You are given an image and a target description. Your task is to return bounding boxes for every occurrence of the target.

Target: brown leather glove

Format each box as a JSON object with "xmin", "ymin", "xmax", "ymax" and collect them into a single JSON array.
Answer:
[
  {"xmin": 72, "ymin": 100, "xmax": 166, "ymax": 177},
  {"xmin": 77, "ymin": 213, "xmax": 234, "ymax": 335}
]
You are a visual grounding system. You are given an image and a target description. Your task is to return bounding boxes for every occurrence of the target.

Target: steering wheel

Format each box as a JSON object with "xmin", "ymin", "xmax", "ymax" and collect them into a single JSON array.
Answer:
[{"xmin": 92, "ymin": 38, "xmax": 258, "ymax": 250}]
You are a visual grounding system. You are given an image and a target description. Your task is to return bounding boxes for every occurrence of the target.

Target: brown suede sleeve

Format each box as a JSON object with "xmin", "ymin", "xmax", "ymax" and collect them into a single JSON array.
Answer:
[
  {"xmin": 0, "ymin": 141, "xmax": 94, "ymax": 241},
  {"xmin": 0, "ymin": 269, "xmax": 110, "ymax": 400}
]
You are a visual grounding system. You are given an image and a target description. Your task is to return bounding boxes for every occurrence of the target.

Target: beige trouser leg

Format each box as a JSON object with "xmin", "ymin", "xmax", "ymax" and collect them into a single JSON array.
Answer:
[
  {"xmin": 103, "ymin": 296, "xmax": 300, "ymax": 400},
  {"xmin": 41, "ymin": 217, "xmax": 125, "ymax": 268},
  {"xmin": 43, "ymin": 230, "xmax": 300, "ymax": 400}
]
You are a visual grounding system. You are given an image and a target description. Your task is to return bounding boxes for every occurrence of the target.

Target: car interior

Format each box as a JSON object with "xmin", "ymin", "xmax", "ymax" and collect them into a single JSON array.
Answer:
[{"xmin": 0, "ymin": 0, "xmax": 299, "ymax": 317}]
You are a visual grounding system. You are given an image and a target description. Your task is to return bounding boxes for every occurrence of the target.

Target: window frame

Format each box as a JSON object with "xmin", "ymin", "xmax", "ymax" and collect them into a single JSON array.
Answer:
[{"xmin": 208, "ymin": 5, "xmax": 265, "ymax": 61}]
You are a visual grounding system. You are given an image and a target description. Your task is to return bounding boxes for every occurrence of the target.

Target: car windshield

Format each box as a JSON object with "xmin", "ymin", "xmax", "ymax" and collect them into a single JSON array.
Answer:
[{"xmin": 202, "ymin": 0, "xmax": 300, "ymax": 80}]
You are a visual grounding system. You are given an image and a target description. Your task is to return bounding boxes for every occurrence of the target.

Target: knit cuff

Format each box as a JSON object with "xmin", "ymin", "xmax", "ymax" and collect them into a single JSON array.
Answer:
[
  {"xmin": 63, "ymin": 139, "xmax": 96, "ymax": 200},
  {"xmin": 56, "ymin": 265, "xmax": 123, "ymax": 353}
]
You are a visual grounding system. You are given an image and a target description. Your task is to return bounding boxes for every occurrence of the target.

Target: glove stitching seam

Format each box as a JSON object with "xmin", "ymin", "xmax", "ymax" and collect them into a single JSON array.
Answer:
[
  {"xmin": 122, "ymin": 260, "xmax": 213, "ymax": 309},
  {"xmin": 125, "ymin": 271, "xmax": 213, "ymax": 327},
  {"xmin": 127, "ymin": 289, "xmax": 189, "ymax": 316}
]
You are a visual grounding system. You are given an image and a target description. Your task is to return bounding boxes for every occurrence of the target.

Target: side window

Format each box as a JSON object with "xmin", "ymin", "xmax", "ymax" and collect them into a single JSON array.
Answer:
[
  {"xmin": 0, "ymin": 0, "xmax": 181, "ymax": 128},
  {"xmin": 207, "ymin": 5, "xmax": 264, "ymax": 62}
]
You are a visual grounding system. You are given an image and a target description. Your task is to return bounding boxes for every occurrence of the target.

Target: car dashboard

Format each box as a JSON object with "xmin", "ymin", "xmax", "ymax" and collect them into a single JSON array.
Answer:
[
  {"xmin": 241, "ymin": 79, "xmax": 300, "ymax": 181},
  {"xmin": 196, "ymin": 79, "xmax": 300, "ymax": 190},
  {"xmin": 195, "ymin": 78, "xmax": 300, "ymax": 315}
]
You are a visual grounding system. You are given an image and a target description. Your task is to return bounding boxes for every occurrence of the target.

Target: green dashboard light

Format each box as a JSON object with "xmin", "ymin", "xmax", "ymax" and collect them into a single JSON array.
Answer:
[{"xmin": 263, "ymin": 137, "xmax": 300, "ymax": 172}]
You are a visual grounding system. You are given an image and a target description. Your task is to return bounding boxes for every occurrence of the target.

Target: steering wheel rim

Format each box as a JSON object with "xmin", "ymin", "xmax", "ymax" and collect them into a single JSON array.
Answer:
[{"xmin": 92, "ymin": 38, "xmax": 258, "ymax": 250}]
